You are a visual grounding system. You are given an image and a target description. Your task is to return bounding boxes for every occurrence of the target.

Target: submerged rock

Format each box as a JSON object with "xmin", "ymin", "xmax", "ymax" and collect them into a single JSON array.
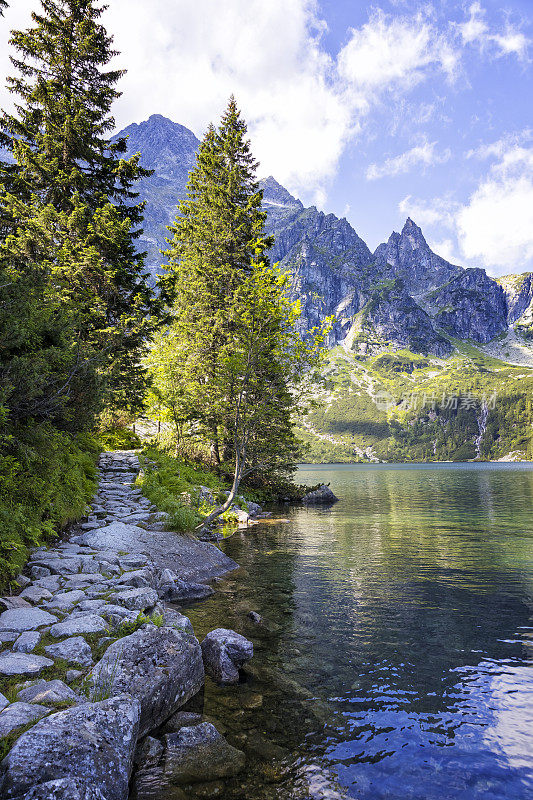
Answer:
[
  {"xmin": 302, "ymin": 485, "xmax": 338, "ymax": 505},
  {"xmin": 89, "ymin": 626, "xmax": 204, "ymax": 737},
  {"xmin": 163, "ymin": 723, "xmax": 245, "ymax": 784},
  {"xmin": 201, "ymin": 629, "xmax": 253, "ymax": 684},
  {"xmin": 0, "ymin": 695, "xmax": 140, "ymax": 800}
]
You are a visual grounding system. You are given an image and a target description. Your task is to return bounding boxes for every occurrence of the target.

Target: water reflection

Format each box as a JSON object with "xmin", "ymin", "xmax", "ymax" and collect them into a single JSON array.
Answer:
[{"xmin": 183, "ymin": 463, "xmax": 533, "ymax": 800}]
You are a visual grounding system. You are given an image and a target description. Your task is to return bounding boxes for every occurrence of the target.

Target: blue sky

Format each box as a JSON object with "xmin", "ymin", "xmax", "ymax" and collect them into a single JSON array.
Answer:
[{"xmin": 1, "ymin": 1, "xmax": 532, "ymax": 275}]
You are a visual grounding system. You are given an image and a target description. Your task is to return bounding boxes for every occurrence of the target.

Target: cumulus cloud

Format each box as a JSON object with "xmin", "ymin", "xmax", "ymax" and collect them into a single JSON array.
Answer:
[
  {"xmin": 338, "ymin": 9, "xmax": 460, "ymax": 94},
  {"xmin": 399, "ymin": 194, "xmax": 460, "ymax": 229},
  {"xmin": 457, "ymin": 145, "xmax": 533, "ymax": 270},
  {"xmin": 367, "ymin": 140, "xmax": 451, "ymax": 180},
  {"xmin": 0, "ymin": 1, "xmax": 529, "ymax": 203},
  {"xmin": 400, "ymin": 137, "xmax": 533, "ymax": 274}
]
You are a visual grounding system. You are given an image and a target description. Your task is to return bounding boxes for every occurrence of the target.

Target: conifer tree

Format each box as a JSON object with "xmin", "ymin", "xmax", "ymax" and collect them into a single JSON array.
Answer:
[
  {"xmin": 165, "ymin": 98, "xmax": 273, "ymax": 461},
  {"xmin": 0, "ymin": 0, "xmax": 155, "ymax": 425},
  {"xmin": 0, "ymin": 2, "xmax": 8, "ymax": 16},
  {"xmin": 155, "ymin": 100, "xmax": 325, "ymax": 526}
]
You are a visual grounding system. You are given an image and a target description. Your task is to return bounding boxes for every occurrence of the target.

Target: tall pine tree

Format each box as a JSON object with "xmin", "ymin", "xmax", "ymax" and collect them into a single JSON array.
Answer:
[
  {"xmin": 154, "ymin": 100, "xmax": 325, "ymax": 526},
  {"xmin": 0, "ymin": 0, "xmax": 155, "ymax": 426},
  {"xmin": 165, "ymin": 98, "xmax": 273, "ymax": 462}
]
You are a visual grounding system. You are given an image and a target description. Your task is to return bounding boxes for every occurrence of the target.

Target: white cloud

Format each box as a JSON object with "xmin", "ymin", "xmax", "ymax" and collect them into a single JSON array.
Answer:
[
  {"xmin": 457, "ymin": 2, "xmax": 529, "ymax": 59},
  {"xmin": 399, "ymin": 195, "xmax": 460, "ymax": 228},
  {"xmin": 457, "ymin": 145, "xmax": 533, "ymax": 270},
  {"xmin": 367, "ymin": 140, "xmax": 451, "ymax": 180},
  {"xmin": 338, "ymin": 9, "xmax": 460, "ymax": 93},
  {"xmin": 0, "ymin": 1, "xmax": 529, "ymax": 204},
  {"xmin": 400, "ymin": 138, "xmax": 533, "ymax": 274}
]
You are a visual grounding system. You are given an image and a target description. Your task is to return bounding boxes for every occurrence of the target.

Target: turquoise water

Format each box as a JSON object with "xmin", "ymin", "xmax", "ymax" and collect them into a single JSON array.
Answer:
[{"xmin": 185, "ymin": 463, "xmax": 533, "ymax": 799}]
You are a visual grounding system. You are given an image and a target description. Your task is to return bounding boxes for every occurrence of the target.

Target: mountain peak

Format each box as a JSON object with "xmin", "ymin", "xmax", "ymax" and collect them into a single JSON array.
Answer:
[
  {"xmin": 401, "ymin": 217, "xmax": 424, "ymax": 238},
  {"xmin": 260, "ymin": 176, "xmax": 302, "ymax": 209}
]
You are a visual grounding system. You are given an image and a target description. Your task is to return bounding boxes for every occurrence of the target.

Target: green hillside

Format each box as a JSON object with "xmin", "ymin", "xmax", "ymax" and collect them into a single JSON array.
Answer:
[{"xmin": 298, "ymin": 343, "xmax": 533, "ymax": 463}]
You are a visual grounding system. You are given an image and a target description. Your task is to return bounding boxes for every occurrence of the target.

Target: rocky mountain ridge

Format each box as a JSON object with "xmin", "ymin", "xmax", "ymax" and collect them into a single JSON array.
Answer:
[{"xmin": 116, "ymin": 114, "xmax": 533, "ymax": 356}]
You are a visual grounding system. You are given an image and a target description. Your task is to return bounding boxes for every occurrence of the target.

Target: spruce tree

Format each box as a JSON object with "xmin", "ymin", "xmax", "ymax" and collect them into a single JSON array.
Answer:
[
  {"xmin": 165, "ymin": 98, "xmax": 273, "ymax": 461},
  {"xmin": 155, "ymin": 100, "xmax": 325, "ymax": 525},
  {"xmin": 0, "ymin": 0, "xmax": 155, "ymax": 425},
  {"xmin": 0, "ymin": 2, "xmax": 8, "ymax": 16}
]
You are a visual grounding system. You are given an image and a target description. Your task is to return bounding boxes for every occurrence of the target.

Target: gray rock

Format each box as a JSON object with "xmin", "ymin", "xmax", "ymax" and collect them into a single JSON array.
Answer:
[
  {"xmin": 89, "ymin": 627, "xmax": 204, "ymax": 737},
  {"xmin": 201, "ymin": 629, "xmax": 253, "ymax": 684},
  {"xmin": 18, "ymin": 679, "xmax": 80, "ymax": 705},
  {"xmin": 44, "ymin": 636, "xmax": 94, "ymax": 667},
  {"xmin": 15, "ymin": 575, "xmax": 32, "ymax": 590},
  {"xmin": 134, "ymin": 735, "xmax": 164, "ymax": 768},
  {"xmin": 13, "ymin": 631, "xmax": 42, "ymax": 653},
  {"xmin": 49, "ymin": 614, "xmax": 107, "ymax": 638},
  {"xmin": 302, "ymin": 484, "xmax": 339, "ymax": 504},
  {"xmin": 0, "ymin": 596, "xmax": 32, "ymax": 611},
  {"xmin": 13, "ymin": 777, "xmax": 108, "ymax": 799},
  {"xmin": 32, "ymin": 576, "xmax": 62, "ymax": 592},
  {"xmin": 247, "ymin": 611, "xmax": 263, "ymax": 625},
  {"xmin": 112, "ymin": 587, "xmax": 158, "ymax": 611},
  {"xmin": 76, "ymin": 599, "xmax": 106, "ymax": 612},
  {"xmin": 65, "ymin": 669, "xmax": 83, "ymax": 683},
  {"xmin": 63, "ymin": 574, "xmax": 106, "ymax": 589},
  {"xmin": 0, "ymin": 653, "xmax": 54, "ymax": 676},
  {"xmin": 161, "ymin": 609, "xmax": 194, "ymax": 633},
  {"xmin": 0, "ymin": 608, "xmax": 58, "ymax": 633},
  {"xmin": 245, "ymin": 501, "xmax": 262, "ymax": 517},
  {"xmin": 19, "ymin": 587, "xmax": 53, "ymax": 605},
  {"xmin": 44, "ymin": 590, "xmax": 86, "ymax": 612},
  {"xmin": 0, "ymin": 693, "xmax": 8, "ymax": 712},
  {"xmin": 0, "ymin": 631, "xmax": 18, "ymax": 643},
  {"xmin": 113, "ymin": 567, "xmax": 153, "ymax": 589},
  {"xmin": 157, "ymin": 579, "xmax": 213, "ymax": 604},
  {"xmin": 31, "ymin": 566, "xmax": 51, "ymax": 580},
  {"xmin": 0, "ymin": 695, "xmax": 140, "ymax": 800},
  {"xmin": 233, "ymin": 508, "xmax": 250, "ymax": 524},
  {"xmin": 0, "ymin": 702, "xmax": 49, "ymax": 736},
  {"xmin": 163, "ymin": 723, "xmax": 245, "ymax": 783},
  {"xmin": 163, "ymin": 711, "xmax": 202, "ymax": 733}
]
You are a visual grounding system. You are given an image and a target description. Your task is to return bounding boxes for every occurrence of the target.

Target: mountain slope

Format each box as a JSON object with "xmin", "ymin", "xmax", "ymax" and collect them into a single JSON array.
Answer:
[{"xmin": 114, "ymin": 115, "xmax": 533, "ymax": 461}]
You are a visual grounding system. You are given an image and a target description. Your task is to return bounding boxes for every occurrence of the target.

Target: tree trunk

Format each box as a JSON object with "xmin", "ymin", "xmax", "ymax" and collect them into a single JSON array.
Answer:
[{"xmin": 195, "ymin": 446, "xmax": 245, "ymax": 532}]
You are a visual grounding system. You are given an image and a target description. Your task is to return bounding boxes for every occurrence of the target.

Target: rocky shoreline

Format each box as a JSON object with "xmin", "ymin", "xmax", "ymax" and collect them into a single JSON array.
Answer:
[{"xmin": 0, "ymin": 450, "xmax": 255, "ymax": 800}]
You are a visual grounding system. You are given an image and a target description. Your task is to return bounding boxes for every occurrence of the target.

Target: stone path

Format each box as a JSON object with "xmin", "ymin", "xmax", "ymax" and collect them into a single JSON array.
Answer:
[{"xmin": 0, "ymin": 450, "xmax": 245, "ymax": 799}]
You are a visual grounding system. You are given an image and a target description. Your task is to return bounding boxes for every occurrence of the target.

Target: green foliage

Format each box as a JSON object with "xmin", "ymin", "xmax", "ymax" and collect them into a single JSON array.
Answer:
[
  {"xmin": 97, "ymin": 426, "xmax": 141, "ymax": 451},
  {"xmin": 0, "ymin": 426, "xmax": 98, "ymax": 588},
  {"xmin": 151, "ymin": 99, "xmax": 326, "ymax": 531}
]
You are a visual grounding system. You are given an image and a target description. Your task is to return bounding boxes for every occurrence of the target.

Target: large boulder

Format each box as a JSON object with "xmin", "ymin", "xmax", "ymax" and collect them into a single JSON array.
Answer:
[
  {"xmin": 89, "ymin": 627, "xmax": 204, "ymax": 737},
  {"xmin": 302, "ymin": 484, "xmax": 338, "ymax": 504},
  {"xmin": 0, "ymin": 695, "xmax": 140, "ymax": 800},
  {"xmin": 13, "ymin": 777, "xmax": 108, "ymax": 799},
  {"xmin": 163, "ymin": 723, "xmax": 245, "ymax": 784},
  {"xmin": 201, "ymin": 629, "xmax": 253, "ymax": 684}
]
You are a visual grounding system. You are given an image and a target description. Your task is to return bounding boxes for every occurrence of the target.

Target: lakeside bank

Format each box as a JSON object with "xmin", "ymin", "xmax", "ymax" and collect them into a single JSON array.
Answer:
[{"xmin": 0, "ymin": 450, "xmax": 258, "ymax": 799}]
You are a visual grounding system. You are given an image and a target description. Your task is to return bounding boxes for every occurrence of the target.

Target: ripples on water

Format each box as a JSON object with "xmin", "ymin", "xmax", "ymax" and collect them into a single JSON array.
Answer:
[{"xmin": 183, "ymin": 463, "xmax": 533, "ymax": 800}]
